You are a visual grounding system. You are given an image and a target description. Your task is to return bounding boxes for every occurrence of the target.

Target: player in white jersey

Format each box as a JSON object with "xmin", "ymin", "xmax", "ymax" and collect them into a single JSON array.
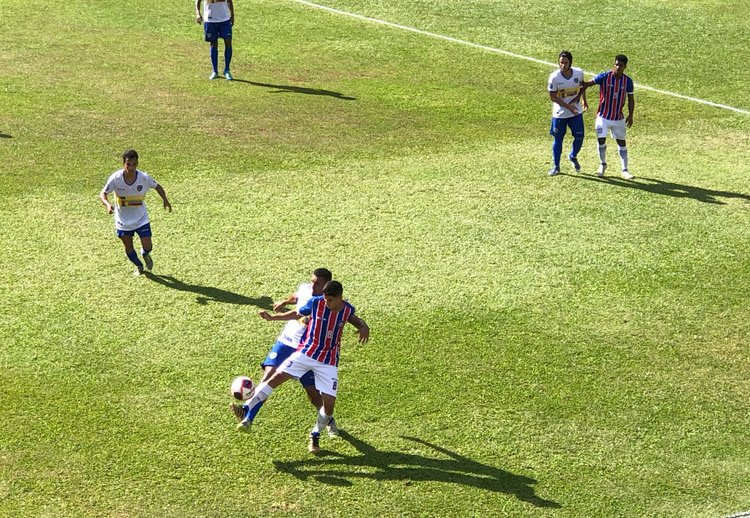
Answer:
[
  {"xmin": 547, "ymin": 50, "xmax": 587, "ymax": 176},
  {"xmin": 100, "ymin": 149, "xmax": 172, "ymax": 276},
  {"xmin": 196, "ymin": 0, "xmax": 235, "ymax": 80},
  {"xmin": 230, "ymin": 268, "xmax": 342, "ymax": 437}
]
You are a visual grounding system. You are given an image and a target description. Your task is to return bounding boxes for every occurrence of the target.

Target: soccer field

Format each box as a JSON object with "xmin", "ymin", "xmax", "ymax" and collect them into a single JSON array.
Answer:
[{"xmin": 1, "ymin": 0, "xmax": 749, "ymax": 517}]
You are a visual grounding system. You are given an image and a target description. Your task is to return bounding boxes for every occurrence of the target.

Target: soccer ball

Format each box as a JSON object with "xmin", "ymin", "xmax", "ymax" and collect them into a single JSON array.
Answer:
[{"xmin": 230, "ymin": 376, "xmax": 255, "ymax": 401}]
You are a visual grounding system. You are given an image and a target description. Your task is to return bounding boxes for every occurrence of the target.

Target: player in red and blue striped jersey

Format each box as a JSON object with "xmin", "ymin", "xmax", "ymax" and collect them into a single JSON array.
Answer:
[
  {"xmin": 239, "ymin": 281, "xmax": 369, "ymax": 453},
  {"xmin": 581, "ymin": 55, "xmax": 635, "ymax": 179}
]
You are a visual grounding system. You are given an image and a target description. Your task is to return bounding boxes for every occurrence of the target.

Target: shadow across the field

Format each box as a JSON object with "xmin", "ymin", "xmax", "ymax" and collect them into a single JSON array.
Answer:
[
  {"xmin": 567, "ymin": 173, "xmax": 750, "ymax": 205},
  {"xmin": 145, "ymin": 273, "xmax": 273, "ymax": 308},
  {"xmin": 274, "ymin": 431, "xmax": 560, "ymax": 508},
  {"xmin": 232, "ymin": 79, "xmax": 356, "ymax": 100},
  {"xmin": 0, "ymin": 133, "xmax": 12, "ymax": 138}
]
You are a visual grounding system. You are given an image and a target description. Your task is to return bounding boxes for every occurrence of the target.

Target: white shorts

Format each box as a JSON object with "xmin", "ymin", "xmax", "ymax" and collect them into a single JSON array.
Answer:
[
  {"xmin": 278, "ymin": 351, "xmax": 339, "ymax": 397},
  {"xmin": 595, "ymin": 116, "xmax": 627, "ymax": 141}
]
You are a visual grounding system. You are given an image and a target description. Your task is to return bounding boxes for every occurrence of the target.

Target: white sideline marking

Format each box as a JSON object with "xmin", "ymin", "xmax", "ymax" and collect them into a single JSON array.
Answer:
[{"xmin": 289, "ymin": 0, "xmax": 750, "ymax": 116}]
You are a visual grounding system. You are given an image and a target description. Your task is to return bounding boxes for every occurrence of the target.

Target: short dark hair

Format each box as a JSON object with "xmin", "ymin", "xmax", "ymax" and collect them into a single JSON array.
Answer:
[
  {"xmin": 615, "ymin": 54, "xmax": 628, "ymax": 65},
  {"xmin": 122, "ymin": 149, "xmax": 139, "ymax": 162},
  {"xmin": 313, "ymin": 268, "xmax": 333, "ymax": 283},
  {"xmin": 322, "ymin": 280, "xmax": 343, "ymax": 298},
  {"xmin": 558, "ymin": 50, "xmax": 573, "ymax": 64}
]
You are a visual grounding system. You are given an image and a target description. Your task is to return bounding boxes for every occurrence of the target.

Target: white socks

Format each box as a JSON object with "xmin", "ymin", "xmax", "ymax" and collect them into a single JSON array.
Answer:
[{"xmin": 618, "ymin": 146, "xmax": 629, "ymax": 171}]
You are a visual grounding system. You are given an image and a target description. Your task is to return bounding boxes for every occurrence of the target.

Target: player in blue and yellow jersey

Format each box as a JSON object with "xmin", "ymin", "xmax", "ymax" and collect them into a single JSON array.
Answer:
[
  {"xmin": 100, "ymin": 149, "xmax": 172, "ymax": 276},
  {"xmin": 239, "ymin": 281, "xmax": 369, "ymax": 453},
  {"xmin": 196, "ymin": 0, "xmax": 235, "ymax": 80},
  {"xmin": 581, "ymin": 55, "xmax": 635, "ymax": 179},
  {"xmin": 547, "ymin": 50, "xmax": 587, "ymax": 176}
]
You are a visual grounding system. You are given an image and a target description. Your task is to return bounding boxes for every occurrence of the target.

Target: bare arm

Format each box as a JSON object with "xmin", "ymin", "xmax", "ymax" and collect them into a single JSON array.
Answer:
[
  {"xmin": 549, "ymin": 91, "xmax": 579, "ymax": 116},
  {"xmin": 259, "ymin": 309, "xmax": 302, "ymax": 321},
  {"xmin": 227, "ymin": 0, "xmax": 234, "ymax": 25},
  {"xmin": 273, "ymin": 293, "xmax": 298, "ymax": 312},
  {"xmin": 155, "ymin": 184, "xmax": 172, "ymax": 212},
  {"xmin": 195, "ymin": 0, "xmax": 203, "ymax": 23},
  {"xmin": 626, "ymin": 93, "xmax": 634, "ymax": 127},
  {"xmin": 348, "ymin": 314, "xmax": 370, "ymax": 344},
  {"xmin": 99, "ymin": 191, "xmax": 114, "ymax": 214}
]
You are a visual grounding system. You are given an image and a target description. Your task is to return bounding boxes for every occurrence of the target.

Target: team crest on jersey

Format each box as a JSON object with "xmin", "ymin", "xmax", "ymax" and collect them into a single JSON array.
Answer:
[
  {"xmin": 574, "ymin": 78, "xmax": 579, "ymax": 83},
  {"xmin": 137, "ymin": 185, "xmax": 143, "ymax": 191}
]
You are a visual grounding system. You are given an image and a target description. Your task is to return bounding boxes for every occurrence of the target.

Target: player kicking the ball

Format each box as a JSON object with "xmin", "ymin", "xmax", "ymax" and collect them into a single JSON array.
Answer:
[
  {"xmin": 230, "ymin": 268, "xmax": 341, "ymax": 437},
  {"xmin": 100, "ymin": 149, "xmax": 171, "ymax": 276},
  {"xmin": 237, "ymin": 281, "xmax": 369, "ymax": 454}
]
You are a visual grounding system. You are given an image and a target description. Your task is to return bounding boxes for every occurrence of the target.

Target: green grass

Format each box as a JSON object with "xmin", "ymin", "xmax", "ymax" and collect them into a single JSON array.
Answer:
[{"xmin": 1, "ymin": 0, "xmax": 749, "ymax": 517}]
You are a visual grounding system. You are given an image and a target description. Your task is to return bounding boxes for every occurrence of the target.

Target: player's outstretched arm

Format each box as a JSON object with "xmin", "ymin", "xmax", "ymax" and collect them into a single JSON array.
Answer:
[
  {"xmin": 348, "ymin": 314, "xmax": 370, "ymax": 344},
  {"xmin": 259, "ymin": 309, "xmax": 302, "ymax": 321},
  {"xmin": 273, "ymin": 293, "xmax": 297, "ymax": 312}
]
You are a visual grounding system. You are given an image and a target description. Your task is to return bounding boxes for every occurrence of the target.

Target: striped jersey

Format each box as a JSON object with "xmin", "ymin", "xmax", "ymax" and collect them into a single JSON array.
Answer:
[
  {"xmin": 297, "ymin": 296, "xmax": 355, "ymax": 367},
  {"xmin": 102, "ymin": 169, "xmax": 158, "ymax": 231},
  {"xmin": 593, "ymin": 71, "xmax": 634, "ymax": 121}
]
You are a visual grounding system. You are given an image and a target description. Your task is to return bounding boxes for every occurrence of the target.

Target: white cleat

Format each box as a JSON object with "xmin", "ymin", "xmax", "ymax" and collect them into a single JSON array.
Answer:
[
  {"xmin": 595, "ymin": 163, "xmax": 607, "ymax": 177},
  {"xmin": 621, "ymin": 170, "xmax": 634, "ymax": 179}
]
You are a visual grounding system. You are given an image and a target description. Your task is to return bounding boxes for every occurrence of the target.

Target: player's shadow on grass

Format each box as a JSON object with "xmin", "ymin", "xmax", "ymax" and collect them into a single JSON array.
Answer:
[
  {"xmin": 273, "ymin": 431, "xmax": 560, "ymax": 508},
  {"xmin": 0, "ymin": 133, "xmax": 12, "ymax": 138},
  {"xmin": 233, "ymin": 79, "xmax": 356, "ymax": 100},
  {"xmin": 570, "ymin": 173, "xmax": 750, "ymax": 205},
  {"xmin": 145, "ymin": 273, "xmax": 273, "ymax": 308}
]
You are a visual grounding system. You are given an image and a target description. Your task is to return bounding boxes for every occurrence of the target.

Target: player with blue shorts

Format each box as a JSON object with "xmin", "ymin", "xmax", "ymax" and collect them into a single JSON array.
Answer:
[
  {"xmin": 195, "ymin": 0, "xmax": 234, "ymax": 80},
  {"xmin": 230, "ymin": 268, "xmax": 341, "ymax": 436},
  {"xmin": 100, "ymin": 149, "xmax": 172, "ymax": 276},
  {"xmin": 547, "ymin": 50, "xmax": 587, "ymax": 176}
]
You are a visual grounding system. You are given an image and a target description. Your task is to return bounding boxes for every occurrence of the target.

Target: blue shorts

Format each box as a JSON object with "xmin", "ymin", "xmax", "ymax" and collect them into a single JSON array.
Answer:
[
  {"xmin": 550, "ymin": 114, "xmax": 584, "ymax": 138},
  {"xmin": 262, "ymin": 341, "xmax": 315, "ymax": 388},
  {"xmin": 116, "ymin": 222, "xmax": 152, "ymax": 238},
  {"xmin": 204, "ymin": 20, "xmax": 232, "ymax": 42}
]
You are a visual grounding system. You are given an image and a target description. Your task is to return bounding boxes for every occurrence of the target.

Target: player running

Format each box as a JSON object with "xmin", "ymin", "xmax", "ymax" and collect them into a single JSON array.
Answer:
[{"xmin": 99, "ymin": 149, "xmax": 172, "ymax": 276}]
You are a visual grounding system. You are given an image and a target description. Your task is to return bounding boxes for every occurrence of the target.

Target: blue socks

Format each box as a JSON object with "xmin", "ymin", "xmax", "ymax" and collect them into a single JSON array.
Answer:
[
  {"xmin": 126, "ymin": 250, "xmax": 143, "ymax": 268},
  {"xmin": 224, "ymin": 47, "xmax": 232, "ymax": 73},
  {"xmin": 210, "ymin": 46, "xmax": 219, "ymax": 73}
]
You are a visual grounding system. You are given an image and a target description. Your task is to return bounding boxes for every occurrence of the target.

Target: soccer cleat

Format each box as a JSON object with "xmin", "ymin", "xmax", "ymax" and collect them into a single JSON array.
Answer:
[
  {"xmin": 229, "ymin": 403, "xmax": 246, "ymax": 422},
  {"xmin": 326, "ymin": 417, "xmax": 340, "ymax": 437},
  {"xmin": 595, "ymin": 163, "xmax": 607, "ymax": 177},
  {"xmin": 209, "ymin": 71, "xmax": 219, "ymax": 80},
  {"xmin": 143, "ymin": 253, "xmax": 153, "ymax": 271},
  {"xmin": 569, "ymin": 154, "xmax": 581, "ymax": 172},
  {"xmin": 224, "ymin": 71, "xmax": 233, "ymax": 81},
  {"xmin": 548, "ymin": 167, "xmax": 560, "ymax": 176},
  {"xmin": 621, "ymin": 170, "xmax": 634, "ymax": 179},
  {"xmin": 237, "ymin": 418, "xmax": 252, "ymax": 433},
  {"xmin": 133, "ymin": 266, "xmax": 144, "ymax": 277},
  {"xmin": 308, "ymin": 432, "xmax": 321, "ymax": 453}
]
